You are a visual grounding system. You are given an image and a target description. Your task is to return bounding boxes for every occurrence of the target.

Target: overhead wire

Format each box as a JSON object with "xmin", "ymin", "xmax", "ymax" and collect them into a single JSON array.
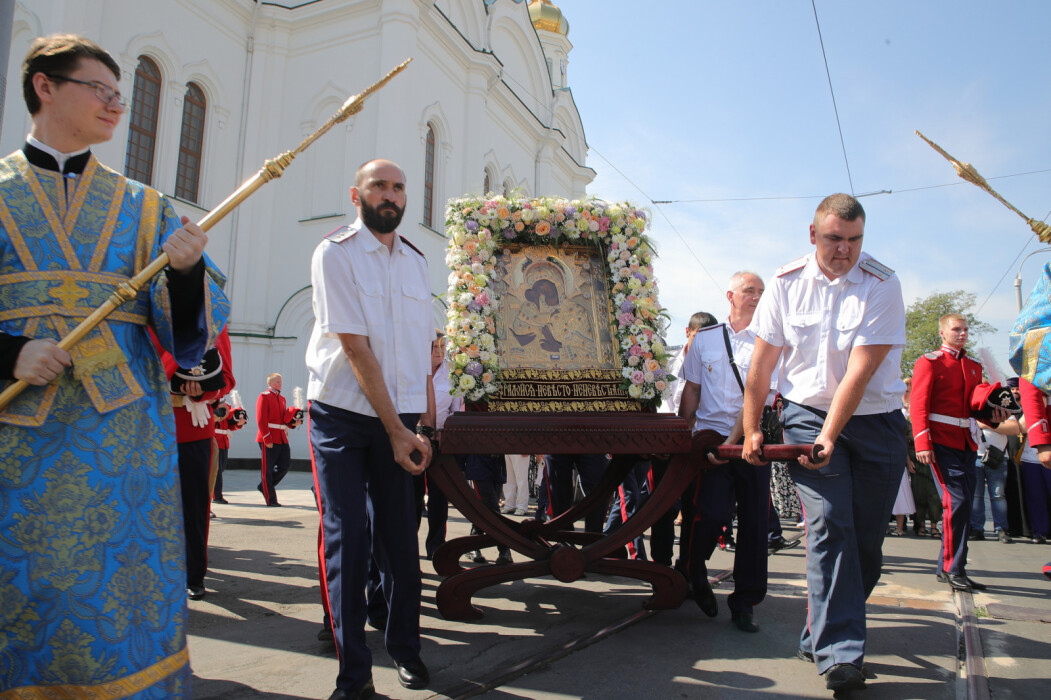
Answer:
[{"xmin": 811, "ymin": 0, "xmax": 854, "ymax": 195}]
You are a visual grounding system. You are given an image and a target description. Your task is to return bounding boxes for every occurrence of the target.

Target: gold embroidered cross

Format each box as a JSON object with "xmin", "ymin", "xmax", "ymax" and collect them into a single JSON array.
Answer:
[{"xmin": 50, "ymin": 277, "xmax": 90, "ymax": 308}]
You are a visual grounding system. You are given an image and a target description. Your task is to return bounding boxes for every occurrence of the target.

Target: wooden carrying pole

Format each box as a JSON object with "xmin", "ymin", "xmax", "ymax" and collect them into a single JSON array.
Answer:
[{"xmin": 0, "ymin": 58, "xmax": 411, "ymax": 412}]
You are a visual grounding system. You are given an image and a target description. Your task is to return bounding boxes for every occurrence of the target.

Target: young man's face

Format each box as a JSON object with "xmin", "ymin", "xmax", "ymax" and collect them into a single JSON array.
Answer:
[
  {"xmin": 810, "ymin": 213, "xmax": 864, "ymax": 280},
  {"xmin": 939, "ymin": 319, "xmax": 969, "ymax": 350},
  {"xmin": 269, "ymin": 375, "xmax": 283, "ymax": 392},
  {"xmin": 39, "ymin": 58, "xmax": 124, "ymax": 149}
]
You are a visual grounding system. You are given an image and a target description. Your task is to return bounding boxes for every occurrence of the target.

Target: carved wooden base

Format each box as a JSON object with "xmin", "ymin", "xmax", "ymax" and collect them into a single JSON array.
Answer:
[{"xmin": 428, "ymin": 412, "xmax": 696, "ymax": 621}]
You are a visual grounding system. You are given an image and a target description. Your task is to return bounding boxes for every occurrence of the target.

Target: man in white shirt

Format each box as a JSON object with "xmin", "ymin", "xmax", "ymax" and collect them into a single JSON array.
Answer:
[
  {"xmin": 742, "ymin": 194, "xmax": 907, "ymax": 693},
  {"xmin": 679, "ymin": 273, "xmax": 769, "ymax": 633},
  {"xmin": 306, "ymin": 159, "xmax": 435, "ymax": 700}
]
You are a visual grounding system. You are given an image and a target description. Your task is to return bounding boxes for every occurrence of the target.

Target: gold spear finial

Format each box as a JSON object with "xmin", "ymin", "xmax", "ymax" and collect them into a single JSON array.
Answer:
[{"xmin": 915, "ymin": 130, "xmax": 1051, "ymax": 243}]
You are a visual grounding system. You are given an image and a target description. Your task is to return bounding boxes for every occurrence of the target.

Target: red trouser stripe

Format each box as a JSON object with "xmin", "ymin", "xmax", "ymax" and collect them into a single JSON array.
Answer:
[
  {"xmin": 307, "ymin": 404, "xmax": 340, "ymax": 664},
  {"xmin": 928, "ymin": 455, "xmax": 955, "ymax": 573}
]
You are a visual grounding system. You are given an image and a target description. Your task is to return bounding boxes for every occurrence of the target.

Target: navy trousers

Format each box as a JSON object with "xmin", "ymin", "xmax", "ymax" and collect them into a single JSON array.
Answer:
[
  {"xmin": 929, "ymin": 444, "xmax": 977, "ymax": 577},
  {"xmin": 687, "ymin": 456, "xmax": 771, "ymax": 615},
  {"xmin": 309, "ymin": 401, "xmax": 422, "ymax": 692},
  {"xmin": 178, "ymin": 438, "xmax": 213, "ymax": 589},
  {"xmin": 546, "ymin": 453, "xmax": 610, "ymax": 533},
  {"xmin": 421, "ymin": 470, "xmax": 449, "ymax": 558},
  {"xmin": 604, "ymin": 459, "xmax": 653, "ymax": 560},
  {"xmin": 784, "ymin": 402, "xmax": 905, "ymax": 674},
  {"xmin": 647, "ymin": 456, "xmax": 679, "ymax": 567},
  {"xmin": 258, "ymin": 441, "xmax": 291, "ymax": 505}
]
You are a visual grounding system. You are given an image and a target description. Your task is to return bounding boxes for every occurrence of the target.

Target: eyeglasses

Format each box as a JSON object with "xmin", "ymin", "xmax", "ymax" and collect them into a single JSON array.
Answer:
[{"xmin": 45, "ymin": 74, "xmax": 127, "ymax": 109}]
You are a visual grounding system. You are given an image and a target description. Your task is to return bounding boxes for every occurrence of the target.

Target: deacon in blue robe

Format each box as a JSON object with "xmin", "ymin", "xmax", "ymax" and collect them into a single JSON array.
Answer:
[{"xmin": 0, "ymin": 34, "xmax": 229, "ymax": 698}]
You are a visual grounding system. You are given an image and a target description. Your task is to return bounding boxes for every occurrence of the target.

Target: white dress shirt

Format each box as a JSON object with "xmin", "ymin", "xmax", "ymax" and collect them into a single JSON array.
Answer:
[
  {"xmin": 306, "ymin": 219, "xmax": 432, "ymax": 416},
  {"xmin": 752, "ymin": 251, "xmax": 906, "ymax": 415},
  {"xmin": 682, "ymin": 320, "xmax": 758, "ymax": 436}
]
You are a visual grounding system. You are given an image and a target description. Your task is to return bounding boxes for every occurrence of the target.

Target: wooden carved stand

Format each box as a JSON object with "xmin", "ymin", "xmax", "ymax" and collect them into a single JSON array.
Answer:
[{"xmin": 427, "ymin": 411, "xmax": 695, "ymax": 621}]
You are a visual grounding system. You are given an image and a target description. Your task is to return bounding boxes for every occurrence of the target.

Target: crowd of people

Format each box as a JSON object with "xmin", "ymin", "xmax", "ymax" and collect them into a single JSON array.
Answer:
[{"xmin": 2, "ymin": 32, "xmax": 1050, "ymax": 700}]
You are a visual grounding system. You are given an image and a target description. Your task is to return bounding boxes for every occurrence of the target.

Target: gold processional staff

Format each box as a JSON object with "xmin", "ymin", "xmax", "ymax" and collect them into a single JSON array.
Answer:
[
  {"xmin": 915, "ymin": 130, "xmax": 1051, "ymax": 244},
  {"xmin": 0, "ymin": 58, "xmax": 412, "ymax": 412}
]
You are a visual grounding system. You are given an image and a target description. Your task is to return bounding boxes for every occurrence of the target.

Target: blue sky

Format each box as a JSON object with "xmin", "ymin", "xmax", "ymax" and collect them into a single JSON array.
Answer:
[{"xmin": 554, "ymin": 0, "xmax": 1051, "ymax": 372}]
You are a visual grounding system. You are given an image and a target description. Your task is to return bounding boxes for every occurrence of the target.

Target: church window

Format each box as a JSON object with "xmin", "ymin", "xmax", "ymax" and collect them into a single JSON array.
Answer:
[
  {"xmin": 423, "ymin": 124, "xmax": 436, "ymax": 228},
  {"xmin": 125, "ymin": 56, "xmax": 161, "ymax": 185},
  {"xmin": 175, "ymin": 82, "xmax": 206, "ymax": 202}
]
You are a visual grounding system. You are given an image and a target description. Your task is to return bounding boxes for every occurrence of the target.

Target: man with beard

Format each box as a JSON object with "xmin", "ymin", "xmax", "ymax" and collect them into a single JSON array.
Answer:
[{"xmin": 306, "ymin": 159, "xmax": 435, "ymax": 699}]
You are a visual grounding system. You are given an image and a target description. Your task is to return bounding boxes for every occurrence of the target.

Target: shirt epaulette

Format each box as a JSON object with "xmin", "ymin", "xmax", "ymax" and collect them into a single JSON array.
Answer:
[
  {"xmin": 399, "ymin": 235, "xmax": 425, "ymax": 258},
  {"xmin": 695, "ymin": 323, "xmax": 726, "ymax": 335},
  {"xmin": 923, "ymin": 350, "xmax": 943, "ymax": 360},
  {"xmin": 859, "ymin": 257, "xmax": 894, "ymax": 281},
  {"xmin": 775, "ymin": 257, "xmax": 807, "ymax": 277},
  {"xmin": 326, "ymin": 225, "xmax": 357, "ymax": 243}
]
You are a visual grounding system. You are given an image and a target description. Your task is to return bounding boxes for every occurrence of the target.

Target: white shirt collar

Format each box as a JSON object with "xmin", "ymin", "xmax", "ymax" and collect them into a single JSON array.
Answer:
[
  {"xmin": 799, "ymin": 251, "xmax": 868, "ymax": 284},
  {"xmin": 353, "ymin": 217, "xmax": 405, "ymax": 255}
]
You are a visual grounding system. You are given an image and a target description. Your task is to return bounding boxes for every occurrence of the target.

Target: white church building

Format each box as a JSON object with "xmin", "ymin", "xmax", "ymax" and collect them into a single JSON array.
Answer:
[{"xmin": 1, "ymin": 0, "xmax": 593, "ymax": 462}]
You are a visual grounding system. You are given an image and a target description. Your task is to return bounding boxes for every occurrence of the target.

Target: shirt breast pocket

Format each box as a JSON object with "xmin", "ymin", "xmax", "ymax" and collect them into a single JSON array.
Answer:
[
  {"xmin": 834, "ymin": 311, "xmax": 861, "ymax": 351},
  {"xmin": 785, "ymin": 312, "xmax": 821, "ymax": 347},
  {"xmin": 402, "ymin": 277, "xmax": 432, "ymax": 328},
  {"xmin": 356, "ymin": 276, "xmax": 384, "ymax": 299}
]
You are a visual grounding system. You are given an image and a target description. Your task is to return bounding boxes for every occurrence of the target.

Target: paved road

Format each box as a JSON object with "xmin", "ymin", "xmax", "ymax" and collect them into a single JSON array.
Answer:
[{"xmin": 188, "ymin": 470, "xmax": 1051, "ymax": 699}]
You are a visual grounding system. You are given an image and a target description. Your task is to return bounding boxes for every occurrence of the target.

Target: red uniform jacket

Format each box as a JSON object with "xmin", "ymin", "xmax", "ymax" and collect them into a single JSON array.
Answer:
[
  {"xmin": 214, "ymin": 410, "xmax": 246, "ymax": 450},
  {"xmin": 1021, "ymin": 378, "xmax": 1051, "ymax": 449},
  {"xmin": 911, "ymin": 345, "xmax": 990, "ymax": 452},
  {"xmin": 256, "ymin": 387, "xmax": 289, "ymax": 445},
  {"xmin": 153, "ymin": 328, "xmax": 235, "ymax": 444}
]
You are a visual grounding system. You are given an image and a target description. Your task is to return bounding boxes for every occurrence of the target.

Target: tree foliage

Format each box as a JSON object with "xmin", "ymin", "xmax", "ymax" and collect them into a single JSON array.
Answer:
[{"xmin": 902, "ymin": 290, "xmax": 996, "ymax": 376}]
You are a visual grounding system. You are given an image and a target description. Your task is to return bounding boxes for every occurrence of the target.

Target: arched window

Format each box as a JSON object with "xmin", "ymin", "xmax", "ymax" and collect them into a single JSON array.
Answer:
[
  {"xmin": 423, "ymin": 125, "xmax": 436, "ymax": 228},
  {"xmin": 175, "ymin": 82, "xmax": 206, "ymax": 202},
  {"xmin": 483, "ymin": 169, "xmax": 490, "ymax": 197},
  {"xmin": 124, "ymin": 56, "xmax": 161, "ymax": 185}
]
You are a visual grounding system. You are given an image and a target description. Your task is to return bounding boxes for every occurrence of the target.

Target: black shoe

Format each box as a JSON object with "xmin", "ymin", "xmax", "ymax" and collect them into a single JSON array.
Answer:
[
  {"xmin": 328, "ymin": 678, "xmax": 375, "ymax": 699},
  {"xmin": 825, "ymin": 663, "xmax": 866, "ymax": 692},
  {"xmin": 969, "ymin": 530, "xmax": 985, "ymax": 541},
  {"xmin": 267, "ymin": 500, "xmax": 281, "ymax": 507},
  {"xmin": 317, "ymin": 626, "xmax": 334, "ymax": 642},
  {"xmin": 939, "ymin": 572, "xmax": 973, "ymax": 591},
  {"xmin": 694, "ymin": 576, "xmax": 718, "ymax": 618},
  {"xmin": 1033, "ymin": 533, "xmax": 1047, "ymax": 544},
  {"xmin": 494, "ymin": 549, "xmax": 513, "ymax": 566},
  {"xmin": 535, "ymin": 511, "xmax": 550, "ymax": 523},
  {"xmin": 997, "ymin": 529, "xmax": 1012, "ymax": 543},
  {"xmin": 187, "ymin": 585, "xmax": 206, "ymax": 600},
  {"xmin": 212, "ymin": 496, "xmax": 229, "ymax": 504},
  {"xmin": 965, "ymin": 576, "xmax": 988, "ymax": 591},
  {"xmin": 396, "ymin": 656, "xmax": 429, "ymax": 689},
  {"xmin": 731, "ymin": 611, "xmax": 759, "ymax": 633},
  {"xmin": 366, "ymin": 615, "xmax": 387, "ymax": 631},
  {"xmin": 768, "ymin": 536, "xmax": 801, "ymax": 553},
  {"xmin": 466, "ymin": 550, "xmax": 486, "ymax": 564},
  {"xmin": 796, "ymin": 648, "xmax": 814, "ymax": 663}
]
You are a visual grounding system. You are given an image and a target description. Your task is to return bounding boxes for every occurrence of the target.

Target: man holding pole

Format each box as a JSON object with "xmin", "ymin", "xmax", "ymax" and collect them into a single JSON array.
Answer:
[
  {"xmin": 0, "ymin": 35, "xmax": 228, "ymax": 697},
  {"xmin": 742, "ymin": 194, "xmax": 907, "ymax": 693}
]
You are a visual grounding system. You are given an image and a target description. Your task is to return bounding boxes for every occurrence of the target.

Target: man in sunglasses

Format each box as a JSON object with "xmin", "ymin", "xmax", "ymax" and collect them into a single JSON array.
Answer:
[{"xmin": 0, "ymin": 34, "xmax": 228, "ymax": 698}]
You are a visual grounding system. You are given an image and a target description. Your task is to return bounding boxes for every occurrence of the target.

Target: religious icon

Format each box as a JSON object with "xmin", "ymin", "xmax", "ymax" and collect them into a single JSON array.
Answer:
[{"xmin": 493, "ymin": 245, "xmax": 617, "ymax": 372}]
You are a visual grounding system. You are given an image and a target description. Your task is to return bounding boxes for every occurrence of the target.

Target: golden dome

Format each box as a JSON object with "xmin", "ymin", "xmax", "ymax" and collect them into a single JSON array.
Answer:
[{"xmin": 529, "ymin": 0, "xmax": 569, "ymax": 36}]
